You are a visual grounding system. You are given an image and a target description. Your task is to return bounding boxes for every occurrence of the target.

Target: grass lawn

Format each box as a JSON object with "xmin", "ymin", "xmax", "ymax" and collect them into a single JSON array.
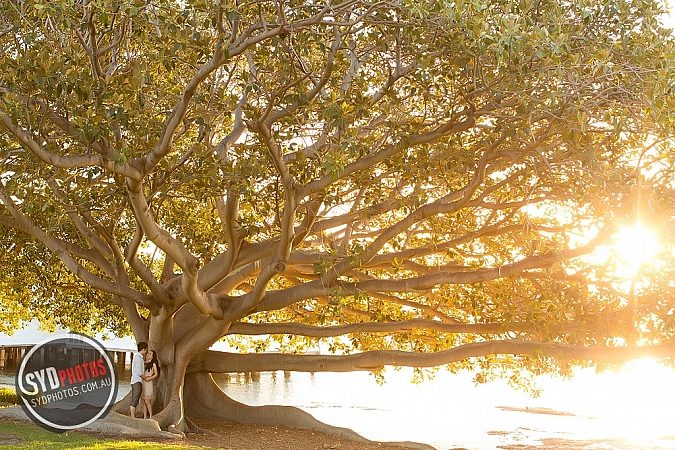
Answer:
[{"xmin": 0, "ymin": 419, "xmax": 212, "ymax": 449}]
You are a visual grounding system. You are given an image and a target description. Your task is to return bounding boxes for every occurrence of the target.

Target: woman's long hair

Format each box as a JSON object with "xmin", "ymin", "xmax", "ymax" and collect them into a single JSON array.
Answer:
[{"xmin": 144, "ymin": 350, "xmax": 160, "ymax": 378}]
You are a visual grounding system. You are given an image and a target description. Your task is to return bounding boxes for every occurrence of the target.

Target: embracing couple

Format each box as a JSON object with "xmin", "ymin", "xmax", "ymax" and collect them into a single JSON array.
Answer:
[{"xmin": 129, "ymin": 342, "xmax": 160, "ymax": 419}]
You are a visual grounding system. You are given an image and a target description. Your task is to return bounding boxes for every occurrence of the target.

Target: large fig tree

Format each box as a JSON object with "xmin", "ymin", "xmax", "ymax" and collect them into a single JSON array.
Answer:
[{"xmin": 2, "ymin": 0, "xmax": 675, "ymax": 436}]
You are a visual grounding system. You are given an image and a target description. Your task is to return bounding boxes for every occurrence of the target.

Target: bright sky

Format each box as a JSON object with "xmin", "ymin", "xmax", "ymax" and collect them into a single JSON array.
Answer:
[{"xmin": 665, "ymin": 2, "xmax": 675, "ymax": 28}]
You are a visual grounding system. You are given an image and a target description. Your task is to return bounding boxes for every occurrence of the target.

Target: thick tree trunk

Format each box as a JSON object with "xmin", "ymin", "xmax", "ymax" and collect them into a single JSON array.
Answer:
[{"xmin": 152, "ymin": 359, "xmax": 189, "ymax": 432}]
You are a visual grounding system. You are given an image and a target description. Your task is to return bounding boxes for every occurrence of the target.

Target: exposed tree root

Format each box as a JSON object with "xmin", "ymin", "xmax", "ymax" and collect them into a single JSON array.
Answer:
[
  {"xmin": 165, "ymin": 425, "xmax": 185, "ymax": 438},
  {"xmin": 183, "ymin": 372, "xmax": 436, "ymax": 450},
  {"xmin": 184, "ymin": 416, "xmax": 217, "ymax": 435},
  {"xmin": 111, "ymin": 391, "xmax": 131, "ymax": 415},
  {"xmin": 111, "ymin": 371, "xmax": 435, "ymax": 449},
  {"xmin": 183, "ymin": 372, "xmax": 367, "ymax": 441}
]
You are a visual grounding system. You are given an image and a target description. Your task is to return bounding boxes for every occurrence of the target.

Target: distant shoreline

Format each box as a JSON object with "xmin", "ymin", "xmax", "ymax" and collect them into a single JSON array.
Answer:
[{"xmin": 496, "ymin": 406, "xmax": 576, "ymax": 417}]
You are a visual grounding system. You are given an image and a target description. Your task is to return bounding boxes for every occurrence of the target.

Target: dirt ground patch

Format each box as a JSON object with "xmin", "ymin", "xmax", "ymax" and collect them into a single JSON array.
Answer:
[
  {"xmin": 182, "ymin": 418, "xmax": 424, "ymax": 450},
  {"xmin": 0, "ymin": 432, "xmax": 23, "ymax": 445}
]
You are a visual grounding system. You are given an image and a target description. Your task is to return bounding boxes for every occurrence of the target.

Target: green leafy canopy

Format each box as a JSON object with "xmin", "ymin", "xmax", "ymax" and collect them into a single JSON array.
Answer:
[{"xmin": 1, "ymin": 0, "xmax": 675, "ymax": 388}]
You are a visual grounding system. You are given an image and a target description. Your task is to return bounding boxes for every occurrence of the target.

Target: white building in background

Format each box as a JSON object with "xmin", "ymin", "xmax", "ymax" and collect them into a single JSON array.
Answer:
[{"xmin": 0, "ymin": 320, "xmax": 136, "ymax": 369}]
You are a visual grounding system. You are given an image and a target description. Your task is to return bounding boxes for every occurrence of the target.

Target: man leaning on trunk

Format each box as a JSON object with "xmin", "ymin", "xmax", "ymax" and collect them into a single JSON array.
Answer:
[{"xmin": 130, "ymin": 341, "xmax": 148, "ymax": 418}]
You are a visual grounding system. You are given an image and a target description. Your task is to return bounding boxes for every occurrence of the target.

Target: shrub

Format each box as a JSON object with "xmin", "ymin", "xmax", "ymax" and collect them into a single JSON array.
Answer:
[{"xmin": 0, "ymin": 387, "xmax": 18, "ymax": 405}]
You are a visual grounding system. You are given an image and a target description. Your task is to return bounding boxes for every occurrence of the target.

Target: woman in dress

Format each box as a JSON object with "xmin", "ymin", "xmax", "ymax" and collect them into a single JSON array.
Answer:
[{"xmin": 141, "ymin": 350, "xmax": 159, "ymax": 419}]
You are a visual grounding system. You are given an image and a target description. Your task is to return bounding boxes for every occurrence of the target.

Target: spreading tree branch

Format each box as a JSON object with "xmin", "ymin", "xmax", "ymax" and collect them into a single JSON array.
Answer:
[
  {"xmin": 228, "ymin": 319, "xmax": 533, "ymax": 337},
  {"xmin": 194, "ymin": 340, "xmax": 675, "ymax": 373},
  {"xmin": 0, "ymin": 183, "xmax": 158, "ymax": 310}
]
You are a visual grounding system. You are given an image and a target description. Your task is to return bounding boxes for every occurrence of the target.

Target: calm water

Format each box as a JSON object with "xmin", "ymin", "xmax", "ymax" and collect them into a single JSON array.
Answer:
[{"xmin": 4, "ymin": 361, "xmax": 675, "ymax": 449}]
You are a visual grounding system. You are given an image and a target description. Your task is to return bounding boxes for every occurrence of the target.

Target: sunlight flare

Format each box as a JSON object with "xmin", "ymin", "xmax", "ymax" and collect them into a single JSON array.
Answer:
[{"xmin": 613, "ymin": 224, "xmax": 660, "ymax": 270}]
